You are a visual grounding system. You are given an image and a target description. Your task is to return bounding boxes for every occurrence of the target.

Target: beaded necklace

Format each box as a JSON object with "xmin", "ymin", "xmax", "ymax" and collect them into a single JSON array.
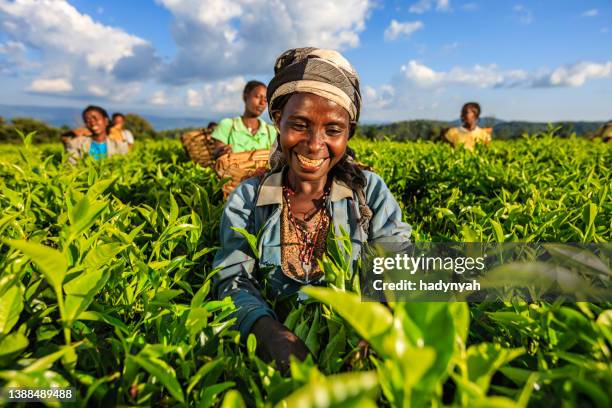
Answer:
[{"xmin": 282, "ymin": 184, "xmax": 329, "ymax": 275}]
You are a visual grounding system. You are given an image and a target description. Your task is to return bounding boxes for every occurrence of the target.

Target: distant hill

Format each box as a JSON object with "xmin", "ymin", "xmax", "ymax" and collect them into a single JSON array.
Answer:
[
  {"xmin": 0, "ymin": 104, "xmax": 607, "ymax": 142},
  {"xmin": 359, "ymin": 117, "xmax": 605, "ymax": 141},
  {"xmin": 0, "ymin": 104, "xmax": 212, "ymax": 131}
]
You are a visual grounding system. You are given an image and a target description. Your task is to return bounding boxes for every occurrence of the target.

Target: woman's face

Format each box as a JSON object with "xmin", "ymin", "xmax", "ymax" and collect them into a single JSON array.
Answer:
[
  {"xmin": 84, "ymin": 110, "xmax": 109, "ymax": 136},
  {"xmin": 243, "ymin": 85, "xmax": 268, "ymax": 117},
  {"xmin": 461, "ymin": 106, "xmax": 479, "ymax": 128},
  {"xmin": 277, "ymin": 93, "xmax": 350, "ymax": 183}
]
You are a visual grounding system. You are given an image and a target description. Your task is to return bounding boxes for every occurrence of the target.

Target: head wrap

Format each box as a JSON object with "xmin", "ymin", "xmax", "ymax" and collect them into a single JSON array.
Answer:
[{"xmin": 267, "ymin": 47, "xmax": 362, "ymax": 123}]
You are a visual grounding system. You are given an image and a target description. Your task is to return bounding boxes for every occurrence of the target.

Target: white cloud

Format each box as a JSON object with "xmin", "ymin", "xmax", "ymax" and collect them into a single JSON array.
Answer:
[
  {"xmin": 363, "ymin": 84, "xmax": 395, "ymax": 109},
  {"xmin": 362, "ymin": 59, "xmax": 612, "ymax": 122},
  {"xmin": 186, "ymin": 89, "xmax": 203, "ymax": 107},
  {"xmin": 581, "ymin": 9, "xmax": 598, "ymax": 17},
  {"xmin": 0, "ymin": 40, "xmax": 37, "ymax": 75},
  {"xmin": 157, "ymin": 0, "xmax": 374, "ymax": 83},
  {"xmin": 399, "ymin": 60, "xmax": 612, "ymax": 89},
  {"xmin": 0, "ymin": 40, "xmax": 25, "ymax": 54},
  {"xmin": 151, "ymin": 90, "xmax": 169, "ymax": 105},
  {"xmin": 87, "ymin": 84, "xmax": 108, "ymax": 97},
  {"xmin": 384, "ymin": 20, "xmax": 424, "ymax": 41},
  {"xmin": 513, "ymin": 5, "xmax": 533, "ymax": 24},
  {"xmin": 602, "ymin": 27, "xmax": 609, "ymax": 34},
  {"xmin": 437, "ymin": 0, "xmax": 451, "ymax": 11},
  {"xmin": 0, "ymin": 0, "xmax": 155, "ymax": 99},
  {"xmin": 27, "ymin": 77, "xmax": 73, "ymax": 93},
  {"xmin": 409, "ymin": 0, "xmax": 451, "ymax": 14},
  {"xmin": 0, "ymin": 0, "xmax": 147, "ymax": 72},
  {"xmin": 545, "ymin": 61, "xmax": 612, "ymax": 87},
  {"xmin": 185, "ymin": 76, "xmax": 246, "ymax": 112},
  {"xmin": 1, "ymin": 0, "xmax": 373, "ymax": 106}
]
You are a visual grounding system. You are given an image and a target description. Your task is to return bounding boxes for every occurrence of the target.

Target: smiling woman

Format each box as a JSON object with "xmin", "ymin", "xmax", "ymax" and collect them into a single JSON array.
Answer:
[
  {"xmin": 211, "ymin": 48, "xmax": 412, "ymax": 371},
  {"xmin": 62, "ymin": 105, "xmax": 129, "ymax": 164}
]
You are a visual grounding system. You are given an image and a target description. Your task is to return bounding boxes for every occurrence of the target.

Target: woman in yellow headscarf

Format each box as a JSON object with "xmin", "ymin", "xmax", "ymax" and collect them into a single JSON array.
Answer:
[{"xmin": 444, "ymin": 102, "xmax": 492, "ymax": 151}]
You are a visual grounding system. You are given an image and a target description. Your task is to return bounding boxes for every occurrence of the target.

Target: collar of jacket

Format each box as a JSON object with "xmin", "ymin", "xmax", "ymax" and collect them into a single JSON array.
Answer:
[{"xmin": 256, "ymin": 168, "xmax": 353, "ymax": 206}]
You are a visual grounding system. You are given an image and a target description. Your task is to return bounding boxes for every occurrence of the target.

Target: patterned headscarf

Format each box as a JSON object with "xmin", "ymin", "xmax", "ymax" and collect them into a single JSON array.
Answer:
[
  {"xmin": 267, "ymin": 47, "xmax": 362, "ymax": 123},
  {"xmin": 266, "ymin": 48, "xmax": 362, "ymax": 170}
]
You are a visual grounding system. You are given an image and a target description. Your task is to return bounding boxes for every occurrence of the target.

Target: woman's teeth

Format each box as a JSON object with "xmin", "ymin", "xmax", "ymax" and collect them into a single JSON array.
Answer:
[{"xmin": 297, "ymin": 153, "xmax": 325, "ymax": 167}]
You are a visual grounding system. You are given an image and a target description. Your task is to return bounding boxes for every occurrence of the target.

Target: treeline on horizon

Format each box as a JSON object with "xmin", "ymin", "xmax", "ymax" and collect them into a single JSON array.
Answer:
[
  {"xmin": 357, "ymin": 118, "xmax": 606, "ymax": 141},
  {"xmin": 0, "ymin": 114, "xmax": 606, "ymax": 144},
  {"xmin": 0, "ymin": 114, "xmax": 159, "ymax": 144}
]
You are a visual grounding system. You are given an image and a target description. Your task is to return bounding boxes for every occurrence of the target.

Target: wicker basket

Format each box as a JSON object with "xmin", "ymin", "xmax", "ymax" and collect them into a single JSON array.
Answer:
[
  {"xmin": 181, "ymin": 128, "xmax": 215, "ymax": 167},
  {"xmin": 214, "ymin": 149, "xmax": 270, "ymax": 197}
]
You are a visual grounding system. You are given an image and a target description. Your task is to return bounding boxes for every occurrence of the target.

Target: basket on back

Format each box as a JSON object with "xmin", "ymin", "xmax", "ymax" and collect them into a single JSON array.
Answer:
[
  {"xmin": 181, "ymin": 128, "xmax": 215, "ymax": 167},
  {"xmin": 214, "ymin": 149, "xmax": 270, "ymax": 197}
]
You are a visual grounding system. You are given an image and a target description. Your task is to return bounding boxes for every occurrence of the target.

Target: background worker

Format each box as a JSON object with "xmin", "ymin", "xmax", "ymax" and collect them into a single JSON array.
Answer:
[
  {"xmin": 111, "ymin": 112, "xmax": 135, "ymax": 150},
  {"xmin": 592, "ymin": 120, "xmax": 612, "ymax": 143},
  {"xmin": 62, "ymin": 105, "xmax": 128, "ymax": 164},
  {"xmin": 211, "ymin": 80, "xmax": 277, "ymax": 159},
  {"xmin": 444, "ymin": 102, "xmax": 492, "ymax": 151}
]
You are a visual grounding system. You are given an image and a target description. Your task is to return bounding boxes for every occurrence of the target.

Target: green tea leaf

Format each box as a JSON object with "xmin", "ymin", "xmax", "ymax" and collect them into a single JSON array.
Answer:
[
  {"xmin": 302, "ymin": 287, "xmax": 394, "ymax": 357},
  {"xmin": 0, "ymin": 332, "xmax": 29, "ymax": 365},
  {"xmin": 79, "ymin": 311, "xmax": 129, "ymax": 334},
  {"xmin": 465, "ymin": 343, "xmax": 525, "ymax": 393},
  {"xmin": 221, "ymin": 390, "xmax": 246, "ymax": 408},
  {"xmin": 200, "ymin": 381, "xmax": 236, "ymax": 408},
  {"xmin": 64, "ymin": 268, "xmax": 109, "ymax": 322},
  {"xmin": 24, "ymin": 342, "xmax": 81, "ymax": 373},
  {"xmin": 490, "ymin": 220, "xmax": 505, "ymax": 243},
  {"xmin": 0, "ymin": 283, "xmax": 23, "ymax": 334},
  {"xmin": 188, "ymin": 358, "xmax": 226, "ymax": 395},
  {"xmin": 66, "ymin": 196, "xmax": 107, "ymax": 241},
  {"xmin": 595, "ymin": 309, "xmax": 612, "ymax": 345},
  {"xmin": 128, "ymin": 354, "xmax": 185, "ymax": 403},
  {"xmin": 582, "ymin": 202, "xmax": 598, "ymax": 239},
  {"xmin": 277, "ymin": 371, "xmax": 378, "ymax": 408},
  {"xmin": 5, "ymin": 240, "xmax": 67, "ymax": 292}
]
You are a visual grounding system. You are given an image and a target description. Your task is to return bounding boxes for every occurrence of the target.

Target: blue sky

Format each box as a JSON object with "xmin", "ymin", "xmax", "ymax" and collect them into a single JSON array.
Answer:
[{"xmin": 0, "ymin": 0, "xmax": 610, "ymax": 127}]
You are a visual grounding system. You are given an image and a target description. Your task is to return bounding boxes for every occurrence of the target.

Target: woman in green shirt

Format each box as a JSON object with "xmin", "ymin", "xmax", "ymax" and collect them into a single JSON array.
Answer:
[{"xmin": 211, "ymin": 80, "xmax": 277, "ymax": 158}]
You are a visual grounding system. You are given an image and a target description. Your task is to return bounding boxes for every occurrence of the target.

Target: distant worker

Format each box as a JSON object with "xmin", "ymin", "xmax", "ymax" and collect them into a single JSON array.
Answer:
[
  {"xmin": 63, "ymin": 105, "xmax": 128, "ymax": 164},
  {"xmin": 111, "ymin": 112, "xmax": 135, "ymax": 150},
  {"xmin": 211, "ymin": 80, "xmax": 277, "ymax": 159},
  {"xmin": 444, "ymin": 102, "xmax": 492, "ymax": 151},
  {"xmin": 592, "ymin": 120, "xmax": 612, "ymax": 143}
]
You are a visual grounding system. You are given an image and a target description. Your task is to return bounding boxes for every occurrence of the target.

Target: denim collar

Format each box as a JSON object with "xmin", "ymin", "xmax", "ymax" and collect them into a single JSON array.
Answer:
[{"xmin": 256, "ymin": 168, "xmax": 353, "ymax": 206}]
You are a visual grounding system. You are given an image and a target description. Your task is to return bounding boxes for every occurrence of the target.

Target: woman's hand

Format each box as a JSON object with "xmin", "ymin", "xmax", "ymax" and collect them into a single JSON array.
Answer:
[{"xmin": 251, "ymin": 316, "xmax": 310, "ymax": 372}]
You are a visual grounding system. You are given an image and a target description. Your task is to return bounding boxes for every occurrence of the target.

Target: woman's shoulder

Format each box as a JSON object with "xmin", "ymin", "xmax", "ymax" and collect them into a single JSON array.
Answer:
[
  {"xmin": 66, "ymin": 135, "xmax": 91, "ymax": 148},
  {"xmin": 361, "ymin": 170, "xmax": 394, "ymax": 201},
  {"xmin": 446, "ymin": 127, "xmax": 462, "ymax": 135},
  {"xmin": 362, "ymin": 170, "xmax": 386, "ymax": 187},
  {"xmin": 217, "ymin": 118, "xmax": 237, "ymax": 128},
  {"xmin": 225, "ymin": 175, "xmax": 265, "ymax": 207}
]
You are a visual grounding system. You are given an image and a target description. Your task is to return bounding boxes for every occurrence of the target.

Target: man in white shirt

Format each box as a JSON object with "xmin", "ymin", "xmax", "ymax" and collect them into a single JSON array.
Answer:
[{"xmin": 111, "ymin": 113, "xmax": 135, "ymax": 150}]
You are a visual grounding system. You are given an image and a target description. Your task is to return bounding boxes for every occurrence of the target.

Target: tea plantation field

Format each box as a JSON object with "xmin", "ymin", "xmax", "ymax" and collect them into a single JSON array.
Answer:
[{"xmin": 0, "ymin": 135, "xmax": 610, "ymax": 407}]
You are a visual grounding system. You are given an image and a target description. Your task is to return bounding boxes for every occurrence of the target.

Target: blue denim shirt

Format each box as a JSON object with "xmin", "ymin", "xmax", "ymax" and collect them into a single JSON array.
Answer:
[{"xmin": 212, "ymin": 169, "xmax": 412, "ymax": 339}]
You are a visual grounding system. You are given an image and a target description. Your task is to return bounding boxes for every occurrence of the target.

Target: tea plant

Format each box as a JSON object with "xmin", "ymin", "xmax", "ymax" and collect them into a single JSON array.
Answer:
[{"xmin": 0, "ymin": 132, "xmax": 610, "ymax": 407}]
